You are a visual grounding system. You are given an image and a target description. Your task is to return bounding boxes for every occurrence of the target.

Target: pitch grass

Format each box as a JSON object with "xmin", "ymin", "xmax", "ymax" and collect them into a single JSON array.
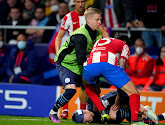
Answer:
[{"xmin": 0, "ymin": 115, "xmax": 165, "ymax": 125}]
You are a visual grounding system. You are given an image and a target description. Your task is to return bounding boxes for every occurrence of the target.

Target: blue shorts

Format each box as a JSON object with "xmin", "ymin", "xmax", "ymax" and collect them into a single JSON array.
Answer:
[
  {"xmin": 56, "ymin": 64, "xmax": 84, "ymax": 89},
  {"xmin": 82, "ymin": 62, "xmax": 131, "ymax": 88}
]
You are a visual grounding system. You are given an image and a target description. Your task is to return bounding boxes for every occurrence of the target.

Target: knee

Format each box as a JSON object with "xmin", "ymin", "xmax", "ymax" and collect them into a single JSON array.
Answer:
[
  {"xmin": 64, "ymin": 89, "xmax": 76, "ymax": 99},
  {"xmin": 129, "ymin": 91, "xmax": 140, "ymax": 97},
  {"xmin": 122, "ymin": 81, "xmax": 140, "ymax": 96},
  {"xmin": 66, "ymin": 89, "xmax": 76, "ymax": 95},
  {"xmin": 79, "ymin": 89, "xmax": 87, "ymax": 97}
]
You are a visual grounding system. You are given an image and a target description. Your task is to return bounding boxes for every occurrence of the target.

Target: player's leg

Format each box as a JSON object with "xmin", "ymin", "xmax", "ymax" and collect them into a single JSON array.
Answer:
[
  {"xmin": 82, "ymin": 78, "xmax": 107, "ymax": 113},
  {"xmin": 49, "ymin": 84, "xmax": 76, "ymax": 123},
  {"xmin": 103, "ymin": 63, "xmax": 140, "ymax": 123},
  {"xmin": 120, "ymin": 80, "xmax": 140, "ymax": 123},
  {"xmin": 143, "ymin": 112, "xmax": 165, "ymax": 125},
  {"xmin": 143, "ymin": 105, "xmax": 158, "ymax": 124},
  {"xmin": 49, "ymin": 64, "xmax": 77, "ymax": 123},
  {"xmin": 79, "ymin": 86, "xmax": 87, "ymax": 110},
  {"xmin": 82, "ymin": 63, "xmax": 110, "ymax": 122},
  {"xmin": 61, "ymin": 89, "xmax": 69, "ymax": 119}
]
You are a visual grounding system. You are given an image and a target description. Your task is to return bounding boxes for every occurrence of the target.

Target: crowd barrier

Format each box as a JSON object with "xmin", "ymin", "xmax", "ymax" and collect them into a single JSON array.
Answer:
[
  {"xmin": 0, "ymin": 25, "xmax": 164, "ymax": 46},
  {"xmin": 0, "ymin": 83, "xmax": 165, "ymax": 123}
]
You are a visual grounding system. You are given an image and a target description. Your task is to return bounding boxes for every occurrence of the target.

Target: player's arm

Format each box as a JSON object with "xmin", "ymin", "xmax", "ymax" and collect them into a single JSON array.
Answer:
[
  {"xmin": 119, "ymin": 44, "xmax": 130, "ymax": 69},
  {"xmin": 119, "ymin": 58, "xmax": 127, "ymax": 69},
  {"xmin": 55, "ymin": 15, "xmax": 68, "ymax": 54},
  {"xmin": 71, "ymin": 34, "xmax": 87, "ymax": 64},
  {"xmin": 114, "ymin": 89, "xmax": 123, "ymax": 107},
  {"xmin": 25, "ymin": 29, "xmax": 38, "ymax": 34},
  {"xmin": 98, "ymin": 25, "xmax": 109, "ymax": 38},
  {"xmin": 55, "ymin": 29, "xmax": 66, "ymax": 54}
]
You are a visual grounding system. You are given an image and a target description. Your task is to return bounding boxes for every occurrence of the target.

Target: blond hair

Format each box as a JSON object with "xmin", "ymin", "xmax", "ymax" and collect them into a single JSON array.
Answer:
[{"xmin": 84, "ymin": 7, "xmax": 102, "ymax": 21}]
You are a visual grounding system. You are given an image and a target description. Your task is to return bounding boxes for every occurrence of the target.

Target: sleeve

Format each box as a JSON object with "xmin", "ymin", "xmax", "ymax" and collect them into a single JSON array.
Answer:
[
  {"xmin": 125, "ymin": 58, "xmax": 136, "ymax": 76},
  {"xmin": 151, "ymin": 62, "xmax": 157, "ymax": 79},
  {"xmin": 71, "ymin": 34, "xmax": 87, "ymax": 65},
  {"xmin": 60, "ymin": 15, "xmax": 70, "ymax": 31},
  {"xmin": 120, "ymin": 44, "xmax": 130, "ymax": 61},
  {"xmin": 0, "ymin": 50, "xmax": 9, "ymax": 79},
  {"xmin": 6, "ymin": 53, "xmax": 15, "ymax": 77}
]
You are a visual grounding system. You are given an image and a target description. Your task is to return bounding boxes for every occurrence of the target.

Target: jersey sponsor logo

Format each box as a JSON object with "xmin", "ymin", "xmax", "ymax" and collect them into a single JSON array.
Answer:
[
  {"xmin": 61, "ymin": 19, "xmax": 65, "ymax": 28},
  {"xmin": 73, "ymin": 21, "xmax": 78, "ymax": 24},
  {"xmin": 61, "ymin": 19, "xmax": 65, "ymax": 25}
]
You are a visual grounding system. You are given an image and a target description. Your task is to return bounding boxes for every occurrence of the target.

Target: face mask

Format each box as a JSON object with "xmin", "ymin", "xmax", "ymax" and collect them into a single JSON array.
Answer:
[
  {"xmin": 17, "ymin": 40, "xmax": 26, "ymax": 50},
  {"xmin": 0, "ymin": 41, "xmax": 4, "ymax": 48},
  {"xmin": 51, "ymin": 5, "xmax": 59, "ymax": 12},
  {"xmin": 135, "ymin": 47, "xmax": 143, "ymax": 55}
]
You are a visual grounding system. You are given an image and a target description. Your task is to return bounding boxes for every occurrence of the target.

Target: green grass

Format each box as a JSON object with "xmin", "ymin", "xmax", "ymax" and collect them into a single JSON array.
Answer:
[{"xmin": 0, "ymin": 115, "xmax": 165, "ymax": 125}]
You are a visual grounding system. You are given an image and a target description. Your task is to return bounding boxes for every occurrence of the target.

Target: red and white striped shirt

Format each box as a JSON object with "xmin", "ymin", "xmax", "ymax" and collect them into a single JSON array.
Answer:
[
  {"xmin": 84, "ymin": 38, "xmax": 130, "ymax": 66},
  {"xmin": 60, "ymin": 10, "xmax": 86, "ymax": 35},
  {"xmin": 103, "ymin": 0, "xmax": 121, "ymax": 28}
]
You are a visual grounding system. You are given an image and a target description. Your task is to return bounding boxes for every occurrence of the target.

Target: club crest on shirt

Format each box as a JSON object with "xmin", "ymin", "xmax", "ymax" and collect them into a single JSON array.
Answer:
[{"xmin": 65, "ymin": 78, "xmax": 70, "ymax": 83}]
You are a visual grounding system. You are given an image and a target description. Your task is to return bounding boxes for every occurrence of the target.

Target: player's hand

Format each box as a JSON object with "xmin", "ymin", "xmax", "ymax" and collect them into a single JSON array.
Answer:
[
  {"xmin": 139, "ymin": 104, "xmax": 145, "ymax": 115},
  {"xmin": 126, "ymin": 22, "xmax": 133, "ymax": 29},
  {"xmin": 9, "ymin": 75, "xmax": 14, "ymax": 83},
  {"xmin": 161, "ymin": 26, "xmax": 165, "ymax": 32},
  {"xmin": 111, "ymin": 104, "xmax": 119, "ymax": 111}
]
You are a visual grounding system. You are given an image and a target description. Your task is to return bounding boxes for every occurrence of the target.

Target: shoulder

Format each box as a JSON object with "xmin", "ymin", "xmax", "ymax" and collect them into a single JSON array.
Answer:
[
  {"xmin": 61, "ymin": 12, "xmax": 72, "ymax": 28},
  {"xmin": 143, "ymin": 53, "xmax": 153, "ymax": 59},
  {"xmin": 10, "ymin": 47, "xmax": 17, "ymax": 55},
  {"xmin": 71, "ymin": 34, "xmax": 87, "ymax": 42},
  {"xmin": 62, "ymin": 12, "xmax": 72, "ymax": 21},
  {"xmin": 129, "ymin": 54, "xmax": 137, "ymax": 59}
]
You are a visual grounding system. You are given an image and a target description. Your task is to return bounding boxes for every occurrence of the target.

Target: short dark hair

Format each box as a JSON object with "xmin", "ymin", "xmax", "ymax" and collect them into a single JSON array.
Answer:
[
  {"xmin": 10, "ymin": 7, "xmax": 21, "ymax": 12},
  {"xmin": 114, "ymin": 32, "xmax": 131, "ymax": 45},
  {"xmin": 59, "ymin": 0, "xmax": 68, "ymax": 4},
  {"xmin": 35, "ymin": 5, "xmax": 45, "ymax": 11},
  {"xmin": 135, "ymin": 38, "xmax": 145, "ymax": 46}
]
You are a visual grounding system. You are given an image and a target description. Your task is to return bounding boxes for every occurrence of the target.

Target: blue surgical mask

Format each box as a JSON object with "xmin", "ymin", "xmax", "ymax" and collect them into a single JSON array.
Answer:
[{"xmin": 17, "ymin": 40, "xmax": 27, "ymax": 50}]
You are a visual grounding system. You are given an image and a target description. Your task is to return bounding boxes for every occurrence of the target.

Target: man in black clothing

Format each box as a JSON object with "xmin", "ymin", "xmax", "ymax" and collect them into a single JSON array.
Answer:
[
  {"xmin": 133, "ymin": 0, "xmax": 165, "ymax": 47},
  {"xmin": 42, "ymin": 1, "xmax": 69, "ymax": 43},
  {"xmin": 5, "ymin": 7, "xmax": 26, "ymax": 43}
]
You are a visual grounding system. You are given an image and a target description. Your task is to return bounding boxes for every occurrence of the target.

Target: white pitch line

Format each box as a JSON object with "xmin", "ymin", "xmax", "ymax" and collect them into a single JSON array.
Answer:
[{"xmin": 0, "ymin": 118, "xmax": 50, "ymax": 121}]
